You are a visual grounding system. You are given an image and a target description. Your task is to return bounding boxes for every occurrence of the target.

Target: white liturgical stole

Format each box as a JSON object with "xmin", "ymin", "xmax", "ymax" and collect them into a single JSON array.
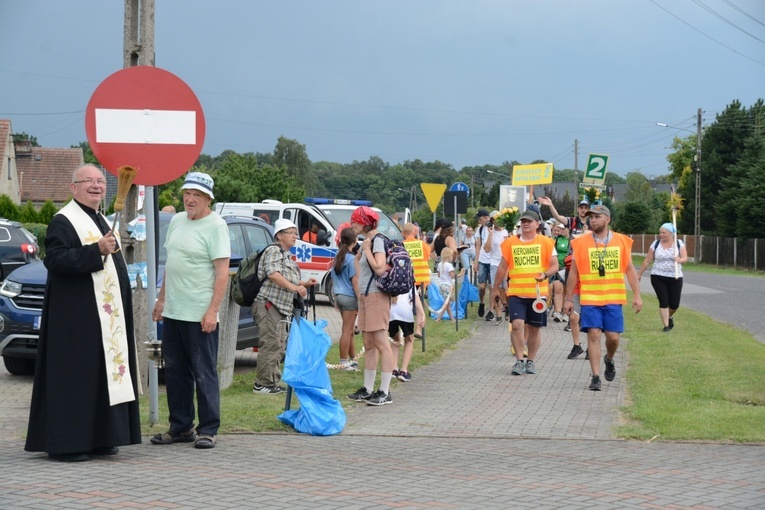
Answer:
[{"xmin": 57, "ymin": 201, "xmax": 135, "ymax": 406}]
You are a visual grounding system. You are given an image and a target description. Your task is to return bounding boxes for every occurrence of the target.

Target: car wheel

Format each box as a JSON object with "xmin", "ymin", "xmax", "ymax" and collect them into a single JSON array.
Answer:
[
  {"xmin": 2, "ymin": 355, "xmax": 35, "ymax": 376},
  {"xmin": 325, "ymin": 277, "xmax": 335, "ymax": 307}
]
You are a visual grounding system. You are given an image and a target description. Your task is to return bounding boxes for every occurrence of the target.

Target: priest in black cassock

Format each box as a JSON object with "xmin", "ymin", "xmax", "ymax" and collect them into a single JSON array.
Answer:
[{"xmin": 25, "ymin": 164, "xmax": 141, "ymax": 462}]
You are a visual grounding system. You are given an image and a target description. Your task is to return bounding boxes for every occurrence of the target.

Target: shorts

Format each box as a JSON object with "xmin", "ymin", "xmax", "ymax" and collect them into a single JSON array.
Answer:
[
  {"xmin": 476, "ymin": 262, "xmax": 492, "ymax": 285},
  {"xmin": 580, "ymin": 304, "xmax": 624, "ymax": 333},
  {"xmin": 334, "ymin": 294, "xmax": 358, "ymax": 312},
  {"xmin": 489, "ymin": 264, "xmax": 507, "ymax": 289},
  {"xmin": 507, "ymin": 296, "xmax": 548, "ymax": 327},
  {"xmin": 388, "ymin": 320, "xmax": 414, "ymax": 339},
  {"xmin": 569, "ymin": 294, "xmax": 581, "ymax": 315},
  {"xmin": 357, "ymin": 292, "xmax": 391, "ymax": 333}
]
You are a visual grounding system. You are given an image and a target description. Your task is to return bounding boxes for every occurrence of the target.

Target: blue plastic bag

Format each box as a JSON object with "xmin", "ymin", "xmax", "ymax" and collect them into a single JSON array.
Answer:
[
  {"xmin": 427, "ymin": 278, "xmax": 479, "ymax": 320},
  {"xmin": 277, "ymin": 317, "xmax": 346, "ymax": 436}
]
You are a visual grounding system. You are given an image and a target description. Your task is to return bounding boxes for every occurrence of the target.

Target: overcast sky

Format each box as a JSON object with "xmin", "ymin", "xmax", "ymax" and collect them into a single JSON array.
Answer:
[{"xmin": 1, "ymin": 0, "xmax": 763, "ymax": 178}]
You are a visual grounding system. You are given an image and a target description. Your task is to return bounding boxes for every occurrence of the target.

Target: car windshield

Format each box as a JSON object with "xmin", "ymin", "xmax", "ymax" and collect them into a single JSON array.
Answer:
[{"xmin": 318, "ymin": 207, "xmax": 402, "ymax": 241}]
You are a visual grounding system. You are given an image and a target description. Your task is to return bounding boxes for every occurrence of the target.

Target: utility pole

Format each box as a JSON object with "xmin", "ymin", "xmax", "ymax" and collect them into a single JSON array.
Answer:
[
  {"xmin": 573, "ymin": 139, "xmax": 579, "ymax": 213},
  {"xmin": 694, "ymin": 108, "xmax": 702, "ymax": 263},
  {"xmin": 124, "ymin": 0, "xmax": 158, "ymax": 422}
]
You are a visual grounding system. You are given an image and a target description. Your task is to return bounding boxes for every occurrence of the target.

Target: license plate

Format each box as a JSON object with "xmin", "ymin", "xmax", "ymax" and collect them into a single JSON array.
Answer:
[{"xmin": 33, "ymin": 316, "xmax": 41, "ymax": 330}]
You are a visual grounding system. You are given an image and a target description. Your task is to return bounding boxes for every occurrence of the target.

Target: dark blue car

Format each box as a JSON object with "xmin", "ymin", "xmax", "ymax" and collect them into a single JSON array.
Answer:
[{"xmin": 0, "ymin": 213, "xmax": 273, "ymax": 375}]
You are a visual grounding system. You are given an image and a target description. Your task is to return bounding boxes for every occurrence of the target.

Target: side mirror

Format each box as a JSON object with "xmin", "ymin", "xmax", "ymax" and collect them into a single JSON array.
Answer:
[{"xmin": 316, "ymin": 229, "xmax": 331, "ymax": 246}]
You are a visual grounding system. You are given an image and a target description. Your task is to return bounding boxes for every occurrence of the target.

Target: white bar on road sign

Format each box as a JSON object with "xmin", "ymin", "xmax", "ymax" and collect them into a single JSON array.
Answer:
[{"xmin": 95, "ymin": 109, "xmax": 196, "ymax": 144}]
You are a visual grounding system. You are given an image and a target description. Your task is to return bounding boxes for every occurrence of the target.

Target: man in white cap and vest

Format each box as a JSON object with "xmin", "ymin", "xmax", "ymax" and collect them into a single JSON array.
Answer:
[{"xmin": 152, "ymin": 172, "xmax": 231, "ymax": 449}]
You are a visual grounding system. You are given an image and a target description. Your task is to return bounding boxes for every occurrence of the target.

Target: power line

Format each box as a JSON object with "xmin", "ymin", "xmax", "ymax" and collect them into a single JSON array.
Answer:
[
  {"xmin": 649, "ymin": 0, "xmax": 765, "ymax": 66},
  {"xmin": 720, "ymin": 0, "xmax": 765, "ymax": 28},
  {"xmin": 690, "ymin": 0, "xmax": 765, "ymax": 45}
]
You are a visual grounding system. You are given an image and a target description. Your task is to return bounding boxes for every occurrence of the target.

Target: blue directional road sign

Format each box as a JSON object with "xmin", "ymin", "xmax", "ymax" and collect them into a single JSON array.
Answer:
[{"xmin": 450, "ymin": 181, "xmax": 470, "ymax": 197}]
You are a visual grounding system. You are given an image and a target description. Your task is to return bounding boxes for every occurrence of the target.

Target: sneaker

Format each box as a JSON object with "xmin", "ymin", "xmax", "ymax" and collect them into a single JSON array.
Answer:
[
  {"xmin": 366, "ymin": 390, "xmax": 392, "ymax": 406},
  {"xmin": 485, "ymin": 311, "xmax": 495, "ymax": 321},
  {"xmin": 478, "ymin": 303, "xmax": 485, "ymax": 318},
  {"xmin": 662, "ymin": 326, "xmax": 672, "ymax": 333},
  {"xmin": 511, "ymin": 359, "xmax": 526, "ymax": 375},
  {"xmin": 567, "ymin": 344, "xmax": 584, "ymax": 359},
  {"xmin": 561, "ymin": 313, "xmax": 569, "ymax": 322},
  {"xmin": 397, "ymin": 371, "xmax": 411, "ymax": 382},
  {"xmin": 343, "ymin": 361, "xmax": 359, "ymax": 371},
  {"xmin": 392, "ymin": 369, "xmax": 400, "ymax": 378},
  {"xmin": 604, "ymin": 355, "xmax": 616, "ymax": 382},
  {"xmin": 563, "ymin": 324, "xmax": 571, "ymax": 332},
  {"xmin": 253, "ymin": 383, "xmax": 286, "ymax": 394},
  {"xmin": 553, "ymin": 312, "xmax": 562, "ymax": 322},
  {"xmin": 669, "ymin": 316, "xmax": 675, "ymax": 330},
  {"xmin": 494, "ymin": 315, "xmax": 504, "ymax": 326},
  {"xmin": 525, "ymin": 360, "xmax": 537, "ymax": 374},
  {"xmin": 589, "ymin": 375, "xmax": 602, "ymax": 391},
  {"xmin": 347, "ymin": 387, "xmax": 372, "ymax": 401}
]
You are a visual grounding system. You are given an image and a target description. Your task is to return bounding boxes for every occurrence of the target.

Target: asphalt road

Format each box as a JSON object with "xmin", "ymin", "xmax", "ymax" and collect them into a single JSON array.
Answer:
[{"xmin": 638, "ymin": 269, "xmax": 765, "ymax": 344}]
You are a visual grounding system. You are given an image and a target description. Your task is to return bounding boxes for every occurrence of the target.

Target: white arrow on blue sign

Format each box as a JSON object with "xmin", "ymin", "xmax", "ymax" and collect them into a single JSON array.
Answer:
[{"xmin": 449, "ymin": 182, "xmax": 470, "ymax": 197}]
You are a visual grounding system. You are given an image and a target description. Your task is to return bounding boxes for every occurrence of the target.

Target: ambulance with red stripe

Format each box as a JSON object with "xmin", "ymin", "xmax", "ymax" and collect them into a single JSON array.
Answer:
[{"xmin": 214, "ymin": 198, "xmax": 403, "ymax": 304}]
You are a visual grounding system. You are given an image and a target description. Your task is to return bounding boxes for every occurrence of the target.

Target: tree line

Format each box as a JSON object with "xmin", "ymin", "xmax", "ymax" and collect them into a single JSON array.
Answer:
[{"xmin": 9, "ymin": 98, "xmax": 763, "ymax": 240}]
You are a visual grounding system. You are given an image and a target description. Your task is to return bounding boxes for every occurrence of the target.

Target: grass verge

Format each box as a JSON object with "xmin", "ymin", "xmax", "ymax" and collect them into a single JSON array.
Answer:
[
  {"xmin": 140, "ymin": 315, "xmax": 476, "ymax": 435},
  {"xmin": 619, "ymin": 292, "xmax": 765, "ymax": 442}
]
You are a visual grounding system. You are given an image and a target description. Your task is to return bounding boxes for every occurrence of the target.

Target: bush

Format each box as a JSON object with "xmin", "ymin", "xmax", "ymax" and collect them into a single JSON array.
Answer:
[{"xmin": 23, "ymin": 223, "xmax": 48, "ymax": 258}]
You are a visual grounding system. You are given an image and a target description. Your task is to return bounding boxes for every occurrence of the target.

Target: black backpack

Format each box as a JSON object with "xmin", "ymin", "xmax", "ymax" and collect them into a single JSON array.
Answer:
[
  {"xmin": 230, "ymin": 244, "xmax": 279, "ymax": 307},
  {"xmin": 365, "ymin": 234, "xmax": 415, "ymax": 297}
]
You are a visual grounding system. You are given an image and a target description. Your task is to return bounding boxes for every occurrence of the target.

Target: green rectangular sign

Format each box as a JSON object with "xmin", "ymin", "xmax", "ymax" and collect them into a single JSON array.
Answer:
[{"xmin": 584, "ymin": 154, "xmax": 609, "ymax": 184}]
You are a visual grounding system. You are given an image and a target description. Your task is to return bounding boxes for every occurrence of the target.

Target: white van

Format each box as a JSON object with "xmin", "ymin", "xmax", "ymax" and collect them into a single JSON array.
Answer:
[{"xmin": 214, "ymin": 198, "xmax": 403, "ymax": 304}]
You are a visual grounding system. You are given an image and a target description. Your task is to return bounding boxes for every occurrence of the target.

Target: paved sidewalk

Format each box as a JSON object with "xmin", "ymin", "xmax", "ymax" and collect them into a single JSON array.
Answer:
[{"xmin": 1, "ymin": 302, "xmax": 763, "ymax": 509}]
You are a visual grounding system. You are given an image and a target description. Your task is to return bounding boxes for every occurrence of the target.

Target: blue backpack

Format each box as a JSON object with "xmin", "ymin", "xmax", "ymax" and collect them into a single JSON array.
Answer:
[{"xmin": 365, "ymin": 234, "xmax": 415, "ymax": 297}]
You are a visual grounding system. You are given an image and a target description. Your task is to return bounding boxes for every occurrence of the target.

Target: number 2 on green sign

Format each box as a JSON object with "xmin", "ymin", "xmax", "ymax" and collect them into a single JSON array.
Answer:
[{"xmin": 588, "ymin": 156, "xmax": 606, "ymax": 178}]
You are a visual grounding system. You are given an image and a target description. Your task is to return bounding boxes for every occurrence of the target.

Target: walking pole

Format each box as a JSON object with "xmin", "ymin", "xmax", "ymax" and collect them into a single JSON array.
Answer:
[{"xmin": 670, "ymin": 185, "xmax": 680, "ymax": 279}]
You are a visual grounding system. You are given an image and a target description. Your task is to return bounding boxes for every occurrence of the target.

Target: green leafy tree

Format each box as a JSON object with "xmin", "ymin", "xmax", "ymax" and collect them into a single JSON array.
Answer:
[
  {"xmin": 72, "ymin": 141, "xmax": 98, "ymax": 165},
  {"xmin": 273, "ymin": 136, "xmax": 312, "ymax": 192},
  {"xmin": 613, "ymin": 201, "xmax": 651, "ymax": 234}
]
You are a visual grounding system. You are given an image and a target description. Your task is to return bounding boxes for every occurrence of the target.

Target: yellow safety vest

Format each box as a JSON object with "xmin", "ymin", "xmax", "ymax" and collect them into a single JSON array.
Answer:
[
  {"xmin": 403, "ymin": 239, "xmax": 431, "ymax": 285},
  {"xmin": 501, "ymin": 235, "xmax": 554, "ymax": 299},
  {"xmin": 571, "ymin": 232, "xmax": 632, "ymax": 306}
]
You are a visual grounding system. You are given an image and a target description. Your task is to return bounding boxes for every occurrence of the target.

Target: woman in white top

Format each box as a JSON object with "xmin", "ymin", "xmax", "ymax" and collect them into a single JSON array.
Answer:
[
  {"xmin": 637, "ymin": 223, "xmax": 689, "ymax": 332},
  {"xmin": 435, "ymin": 247, "xmax": 464, "ymax": 321}
]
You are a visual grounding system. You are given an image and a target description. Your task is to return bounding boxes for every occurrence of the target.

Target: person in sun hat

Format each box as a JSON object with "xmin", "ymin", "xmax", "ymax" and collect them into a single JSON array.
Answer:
[
  {"xmin": 151, "ymin": 171, "xmax": 230, "ymax": 449},
  {"xmin": 564, "ymin": 204, "xmax": 642, "ymax": 391},
  {"xmin": 251, "ymin": 218, "xmax": 318, "ymax": 395}
]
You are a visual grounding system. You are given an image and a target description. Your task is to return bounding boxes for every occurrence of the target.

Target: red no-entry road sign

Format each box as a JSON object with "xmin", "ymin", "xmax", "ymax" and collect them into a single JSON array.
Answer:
[{"xmin": 85, "ymin": 66, "xmax": 205, "ymax": 186}]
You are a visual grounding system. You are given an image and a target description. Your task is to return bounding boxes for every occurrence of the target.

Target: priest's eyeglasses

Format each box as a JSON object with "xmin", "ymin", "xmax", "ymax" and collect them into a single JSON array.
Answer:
[{"xmin": 74, "ymin": 178, "xmax": 107, "ymax": 186}]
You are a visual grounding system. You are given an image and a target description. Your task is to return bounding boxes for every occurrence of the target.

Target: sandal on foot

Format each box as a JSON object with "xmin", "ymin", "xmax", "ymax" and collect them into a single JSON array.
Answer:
[
  {"xmin": 150, "ymin": 428, "xmax": 196, "ymax": 445},
  {"xmin": 194, "ymin": 435, "xmax": 216, "ymax": 449}
]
